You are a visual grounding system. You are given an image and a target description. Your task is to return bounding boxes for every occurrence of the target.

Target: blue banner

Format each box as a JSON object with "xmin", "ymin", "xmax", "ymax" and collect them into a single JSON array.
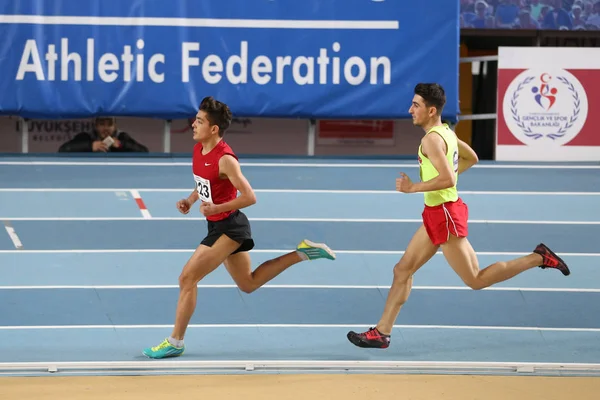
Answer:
[{"xmin": 0, "ymin": 1, "xmax": 459, "ymax": 120}]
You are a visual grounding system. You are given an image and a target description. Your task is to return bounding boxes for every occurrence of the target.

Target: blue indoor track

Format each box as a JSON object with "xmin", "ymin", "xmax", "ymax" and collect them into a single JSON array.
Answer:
[{"xmin": 0, "ymin": 157, "xmax": 599, "ymax": 377}]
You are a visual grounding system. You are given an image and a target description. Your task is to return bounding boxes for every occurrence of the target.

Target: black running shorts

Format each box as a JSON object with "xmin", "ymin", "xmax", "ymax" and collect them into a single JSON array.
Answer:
[{"xmin": 201, "ymin": 210, "xmax": 255, "ymax": 254}]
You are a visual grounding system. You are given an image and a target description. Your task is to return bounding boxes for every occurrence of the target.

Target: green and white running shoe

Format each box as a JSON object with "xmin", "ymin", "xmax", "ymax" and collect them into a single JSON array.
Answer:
[
  {"xmin": 142, "ymin": 338, "xmax": 185, "ymax": 359},
  {"xmin": 296, "ymin": 239, "xmax": 336, "ymax": 261}
]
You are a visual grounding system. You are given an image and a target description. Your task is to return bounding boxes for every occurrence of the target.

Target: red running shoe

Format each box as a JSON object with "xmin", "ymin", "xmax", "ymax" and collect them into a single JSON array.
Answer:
[
  {"xmin": 534, "ymin": 243, "xmax": 570, "ymax": 276},
  {"xmin": 347, "ymin": 327, "xmax": 390, "ymax": 349}
]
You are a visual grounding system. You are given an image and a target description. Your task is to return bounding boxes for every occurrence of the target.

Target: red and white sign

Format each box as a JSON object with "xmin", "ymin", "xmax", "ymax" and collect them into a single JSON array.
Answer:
[{"xmin": 495, "ymin": 47, "xmax": 600, "ymax": 161}]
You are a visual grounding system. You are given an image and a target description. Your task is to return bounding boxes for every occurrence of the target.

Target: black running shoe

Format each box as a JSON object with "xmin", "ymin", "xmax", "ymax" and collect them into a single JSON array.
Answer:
[
  {"xmin": 347, "ymin": 327, "xmax": 390, "ymax": 349},
  {"xmin": 533, "ymin": 243, "xmax": 570, "ymax": 276}
]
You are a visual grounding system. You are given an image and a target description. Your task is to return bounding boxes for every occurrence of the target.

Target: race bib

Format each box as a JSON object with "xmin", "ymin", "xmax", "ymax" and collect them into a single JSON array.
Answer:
[
  {"xmin": 453, "ymin": 149, "xmax": 459, "ymax": 174},
  {"xmin": 194, "ymin": 174, "xmax": 213, "ymax": 203}
]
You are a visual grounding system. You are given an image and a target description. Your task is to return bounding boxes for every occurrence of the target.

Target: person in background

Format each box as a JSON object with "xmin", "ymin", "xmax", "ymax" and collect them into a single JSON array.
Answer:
[
  {"xmin": 495, "ymin": 0, "xmax": 521, "ymax": 28},
  {"xmin": 58, "ymin": 117, "xmax": 148, "ymax": 153},
  {"xmin": 513, "ymin": 7, "xmax": 541, "ymax": 28},
  {"xmin": 542, "ymin": 0, "xmax": 574, "ymax": 29},
  {"xmin": 529, "ymin": 0, "xmax": 545, "ymax": 21},
  {"xmin": 586, "ymin": 0, "xmax": 600, "ymax": 27}
]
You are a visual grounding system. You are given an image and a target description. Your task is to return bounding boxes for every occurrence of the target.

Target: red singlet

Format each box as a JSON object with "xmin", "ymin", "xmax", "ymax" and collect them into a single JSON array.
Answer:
[{"xmin": 191, "ymin": 140, "xmax": 238, "ymax": 222}]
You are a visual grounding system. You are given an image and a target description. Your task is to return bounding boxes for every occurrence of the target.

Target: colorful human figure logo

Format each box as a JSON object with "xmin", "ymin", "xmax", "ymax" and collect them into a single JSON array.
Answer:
[{"xmin": 531, "ymin": 73, "xmax": 558, "ymax": 110}]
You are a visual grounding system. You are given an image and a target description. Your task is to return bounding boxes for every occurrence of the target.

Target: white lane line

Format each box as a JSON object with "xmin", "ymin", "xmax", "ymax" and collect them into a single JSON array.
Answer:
[
  {"xmin": 0, "ymin": 284, "xmax": 598, "ymax": 293},
  {"xmin": 0, "ymin": 324, "xmax": 598, "ymax": 332},
  {"xmin": 0, "ymin": 216, "xmax": 597, "ymax": 224},
  {"xmin": 0, "ymin": 161, "xmax": 599, "ymax": 169},
  {"xmin": 2, "ymin": 221, "xmax": 23, "ymax": 249},
  {"xmin": 0, "ymin": 188, "xmax": 599, "ymax": 195},
  {"xmin": 0, "ymin": 249, "xmax": 597, "ymax": 256},
  {"xmin": 130, "ymin": 190, "xmax": 152, "ymax": 219}
]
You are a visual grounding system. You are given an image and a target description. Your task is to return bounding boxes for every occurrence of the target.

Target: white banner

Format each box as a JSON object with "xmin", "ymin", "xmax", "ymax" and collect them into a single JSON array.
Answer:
[{"xmin": 495, "ymin": 47, "xmax": 600, "ymax": 161}]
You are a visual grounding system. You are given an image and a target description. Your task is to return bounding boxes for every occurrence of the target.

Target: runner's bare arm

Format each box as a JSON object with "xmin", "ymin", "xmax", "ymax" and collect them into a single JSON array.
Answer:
[
  {"xmin": 407, "ymin": 133, "xmax": 456, "ymax": 193},
  {"xmin": 214, "ymin": 154, "xmax": 257, "ymax": 212},
  {"xmin": 176, "ymin": 189, "xmax": 198, "ymax": 214},
  {"xmin": 457, "ymin": 138, "xmax": 479, "ymax": 174},
  {"xmin": 187, "ymin": 190, "xmax": 199, "ymax": 204}
]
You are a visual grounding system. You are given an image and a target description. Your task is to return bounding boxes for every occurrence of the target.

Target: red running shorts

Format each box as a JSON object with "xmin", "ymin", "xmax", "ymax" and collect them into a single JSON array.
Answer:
[{"xmin": 422, "ymin": 197, "xmax": 469, "ymax": 246}]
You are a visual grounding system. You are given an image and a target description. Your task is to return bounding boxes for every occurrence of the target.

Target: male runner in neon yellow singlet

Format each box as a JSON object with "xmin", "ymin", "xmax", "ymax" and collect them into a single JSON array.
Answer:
[{"xmin": 347, "ymin": 83, "xmax": 570, "ymax": 349}]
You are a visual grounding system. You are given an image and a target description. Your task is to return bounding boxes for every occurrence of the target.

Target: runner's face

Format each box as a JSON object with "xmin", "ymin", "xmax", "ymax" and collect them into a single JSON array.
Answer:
[
  {"xmin": 192, "ymin": 110, "xmax": 216, "ymax": 142},
  {"xmin": 409, "ymin": 95, "xmax": 436, "ymax": 127}
]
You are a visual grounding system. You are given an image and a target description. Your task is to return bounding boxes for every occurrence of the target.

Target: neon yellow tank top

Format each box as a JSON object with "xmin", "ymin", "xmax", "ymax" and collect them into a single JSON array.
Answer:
[{"xmin": 417, "ymin": 124, "xmax": 459, "ymax": 207}]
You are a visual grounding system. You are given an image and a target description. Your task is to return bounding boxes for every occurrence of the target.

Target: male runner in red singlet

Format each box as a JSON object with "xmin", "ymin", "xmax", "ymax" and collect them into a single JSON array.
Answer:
[
  {"xmin": 143, "ymin": 96, "xmax": 336, "ymax": 359},
  {"xmin": 347, "ymin": 83, "xmax": 570, "ymax": 349}
]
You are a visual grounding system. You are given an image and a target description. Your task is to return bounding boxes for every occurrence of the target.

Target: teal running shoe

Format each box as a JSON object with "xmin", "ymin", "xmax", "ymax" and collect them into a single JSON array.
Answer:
[
  {"xmin": 142, "ymin": 338, "xmax": 185, "ymax": 359},
  {"xmin": 296, "ymin": 239, "xmax": 336, "ymax": 261}
]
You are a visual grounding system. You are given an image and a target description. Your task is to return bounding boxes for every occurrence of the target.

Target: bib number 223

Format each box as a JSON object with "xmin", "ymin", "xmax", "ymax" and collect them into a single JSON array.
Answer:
[{"xmin": 194, "ymin": 175, "xmax": 213, "ymax": 203}]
